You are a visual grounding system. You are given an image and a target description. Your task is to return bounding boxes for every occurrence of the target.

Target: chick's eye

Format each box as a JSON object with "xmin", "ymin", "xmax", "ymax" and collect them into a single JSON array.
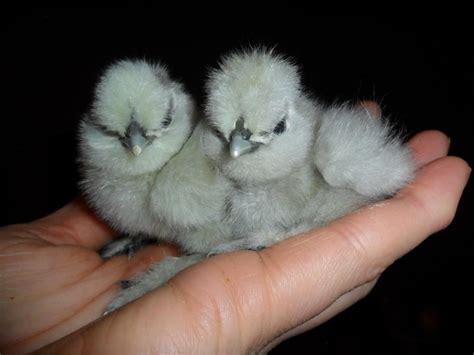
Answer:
[
  {"xmin": 162, "ymin": 115, "xmax": 172, "ymax": 128},
  {"xmin": 212, "ymin": 126, "xmax": 226, "ymax": 141},
  {"xmin": 273, "ymin": 118, "xmax": 286, "ymax": 135}
]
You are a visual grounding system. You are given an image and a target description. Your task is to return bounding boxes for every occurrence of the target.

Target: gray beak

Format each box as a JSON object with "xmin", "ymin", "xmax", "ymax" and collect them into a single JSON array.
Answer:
[
  {"xmin": 229, "ymin": 118, "xmax": 262, "ymax": 158},
  {"xmin": 229, "ymin": 133, "xmax": 260, "ymax": 158},
  {"xmin": 120, "ymin": 121, "xmax": 150, "ymax": 156}
]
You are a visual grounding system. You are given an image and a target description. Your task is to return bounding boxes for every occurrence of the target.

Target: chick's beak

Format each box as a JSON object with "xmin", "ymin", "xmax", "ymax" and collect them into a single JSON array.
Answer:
[
  {"xmin": 120, "ymin": 121, "xmax": 150, "ymax": 157},
  {"xmin": 229, "ymin": 134, "xmax": 251, "ymax": 158},
  {"xmin": 228, "ymin": 117, "xmax": 262, "ymax": 158}
]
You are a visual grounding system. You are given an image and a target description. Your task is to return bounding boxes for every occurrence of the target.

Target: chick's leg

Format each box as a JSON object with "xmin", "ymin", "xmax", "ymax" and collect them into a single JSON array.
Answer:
[
  {"xmin": 99, "ymin": 236, "xmax": 156, "ymax": 259},
  {"xmin": 105, "ymin": 254, "xmax": 204, "ymax": 314},
  {"xmin": 207, "ymin": 230, "xmax": 287, "ymax": 255}
]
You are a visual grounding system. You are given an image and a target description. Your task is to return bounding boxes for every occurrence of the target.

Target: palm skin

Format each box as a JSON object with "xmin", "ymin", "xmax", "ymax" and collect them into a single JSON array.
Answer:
[
  {"xmin": 0, "ymin": 129, "xmax": 469, "ymax": 354},
  {"xmin": 0, "ymin": 201, "xmax": 179, "ymax": 353}
]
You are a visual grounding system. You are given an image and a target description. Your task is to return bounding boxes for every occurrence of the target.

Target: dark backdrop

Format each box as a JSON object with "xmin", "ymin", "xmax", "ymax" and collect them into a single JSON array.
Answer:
[{"xmin": 1, "ymin": 10, "xmax": 472, "ymax": 354}]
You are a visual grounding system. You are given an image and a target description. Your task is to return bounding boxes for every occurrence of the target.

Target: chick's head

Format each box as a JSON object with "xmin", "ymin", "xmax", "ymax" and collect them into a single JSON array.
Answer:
[
  {"xmin": 203, "ymin": 49, "xmax": 317, "ymax": 184},
  {"xmin": 80, "ymin": 59, "xmax": 195, "ymax": 176}
]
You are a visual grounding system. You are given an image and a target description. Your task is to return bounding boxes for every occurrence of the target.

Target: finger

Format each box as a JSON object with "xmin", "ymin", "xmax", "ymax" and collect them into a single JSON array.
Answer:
[
  {"xmin": 408, "ymin": 130, "xmax": 450, "ymax": 168},
  {"xmin": 2, "ymin": 243, "xmax": 179, "ymax": 354},
  {"xmin": 152, "ymin": 156, "xmax": 468, "ymax": 353},
  {"xmin": 29, "ymin": 199, "xmax": 116, "ymax": 249},
  {"xmin": 34, "ymin": 256, "xmax": 373, "ymax": 355},
  {"xmin": 7, "ymin": 286, "xmax": 120, "ymax": 354},
  {"xmin": 353, "ymin": 104, "xmax": 450, "ymax": 169},
  {"xmin": 117, "ymin": 243, "xmax": 181, "ymax": 280},
  {"xmin": 246, "ymin": 156, "xmax": 470, "ymax": 350},
  {"xmin": 259, "ymin": 279, "xmax": 378, "ymax": 354},
  {"xmin": 357, "ymin": 100, "xmax": 382, "ymax": 119}
]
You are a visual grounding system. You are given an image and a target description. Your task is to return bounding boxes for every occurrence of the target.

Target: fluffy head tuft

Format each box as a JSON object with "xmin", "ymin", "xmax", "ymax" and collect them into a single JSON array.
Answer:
[
  {"xmin": 203, "ymin": 48, "xmax": 319, "ymax": 184},
  {"xmin": 205, "ymin": 48, "xmax": 302, "ymax": 137}
]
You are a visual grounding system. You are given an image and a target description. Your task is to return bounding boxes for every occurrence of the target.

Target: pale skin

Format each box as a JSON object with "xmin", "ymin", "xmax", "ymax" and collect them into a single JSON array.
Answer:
[{"xmin": 0, "ymin": 106, "xmax": 470, "ymax": 353}]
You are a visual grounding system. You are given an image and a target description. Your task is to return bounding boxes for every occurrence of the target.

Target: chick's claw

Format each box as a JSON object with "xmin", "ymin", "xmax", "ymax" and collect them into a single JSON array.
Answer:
[{"xmin": 99, "ymin": 236, "xmax": 155, "ymax": 259}]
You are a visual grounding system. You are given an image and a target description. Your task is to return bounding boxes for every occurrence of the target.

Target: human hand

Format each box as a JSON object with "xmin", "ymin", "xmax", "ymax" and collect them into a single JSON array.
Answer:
[
  {"xmin": 0, "ymin": 200, "xmax": 179, "ymax": 353},
  {"xmin": 1, "ymin": 130, "xmax": 469, "ymax": 354}
]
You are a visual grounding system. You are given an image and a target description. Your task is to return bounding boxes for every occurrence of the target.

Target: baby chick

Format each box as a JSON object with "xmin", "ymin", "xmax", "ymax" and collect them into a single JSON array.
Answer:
[
  {"xmin": 79, "ymin": 59, "xmax": 232, "ymax": 312},
  {"xmin": 202, "ymin": 48, "xmax": 414, "ymax": 253},
  {"xmin": 79, "ymin": 59, "xmax": 195, "ymax": 242}
]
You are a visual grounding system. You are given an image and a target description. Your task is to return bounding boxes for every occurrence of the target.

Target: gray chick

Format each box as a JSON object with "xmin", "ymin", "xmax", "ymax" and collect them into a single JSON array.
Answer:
[
  {"xmin": 79, "ymin": 59, "xmax": 232, "ymax": 312},
  {"xmin": 202, "ymin": 48, "xmax": 415, "ymax": 253}
]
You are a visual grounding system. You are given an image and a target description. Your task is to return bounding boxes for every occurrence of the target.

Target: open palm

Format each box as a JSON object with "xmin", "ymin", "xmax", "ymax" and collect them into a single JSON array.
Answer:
[
  {"xmin": 0, "ymin": 200, "xmax": 178, "ymax": 353},
  {"xmin": 0, "ymin": 130, "xmax": 469, "ymax": 354}
]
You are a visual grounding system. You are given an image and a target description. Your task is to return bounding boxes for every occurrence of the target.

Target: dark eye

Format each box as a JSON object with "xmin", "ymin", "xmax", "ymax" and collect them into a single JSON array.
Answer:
[
  {"xmin": 273, "ymin": 118, "xmax": 286, "ymax": 135},
  {"xmin": 85, "ymin": 116, "xmax": 121, "ymax": 138},
  {"xmin": 162, "ymin": 114, "xmax": 172, "ymax": 128},
  {"xmin": 210, "ymin": 125, "xmax": 226, "ymax": 141}
]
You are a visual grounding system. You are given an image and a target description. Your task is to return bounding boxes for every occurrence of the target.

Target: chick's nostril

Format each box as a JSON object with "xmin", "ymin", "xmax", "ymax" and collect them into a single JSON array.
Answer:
[
  {"xmin": 119, "ymin": 136, "xmax": 129, "ymax": 148},
  {"xmin": 241, "ymin": 129, "xmax": 252, "ymax": 140}
]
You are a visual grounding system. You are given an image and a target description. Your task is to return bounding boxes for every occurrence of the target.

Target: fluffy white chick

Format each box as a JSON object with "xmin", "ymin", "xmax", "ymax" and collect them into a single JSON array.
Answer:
[
  {"xmin": 202, "ymin": 48, "xmax": 415, "ymax": 253},
  {"xmin": 79, "ymin": 59, "xmax": 195, "ymax": 242},
  {"xmin": 79, "ymin": 59, "xmax": 233, "ymax": 312}
]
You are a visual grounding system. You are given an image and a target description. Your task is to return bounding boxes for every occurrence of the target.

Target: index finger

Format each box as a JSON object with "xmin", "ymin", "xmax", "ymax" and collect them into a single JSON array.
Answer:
[{"xmin": 30, "ymin": 199, "xmax": 116, "ymax": 249}]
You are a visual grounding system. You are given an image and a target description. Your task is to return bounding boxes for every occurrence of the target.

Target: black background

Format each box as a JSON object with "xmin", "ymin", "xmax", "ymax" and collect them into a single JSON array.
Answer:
[{"xmin": 1, "ymin": 9, "xmax": 472, "ymax": 354}]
